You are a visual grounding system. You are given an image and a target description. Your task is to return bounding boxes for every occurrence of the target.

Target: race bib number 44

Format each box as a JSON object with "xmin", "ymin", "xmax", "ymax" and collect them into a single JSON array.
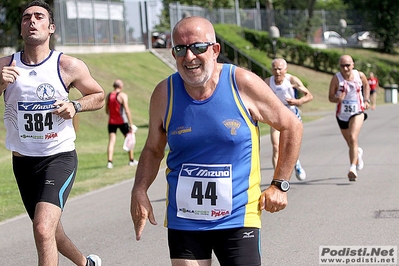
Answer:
[
  {"xmin": 17, "ymin": 100, "xmax": 59, "ymax": 142},
  {"xmin": 176, "ymin": 163, "xmax": 233, "ymax": 221}
]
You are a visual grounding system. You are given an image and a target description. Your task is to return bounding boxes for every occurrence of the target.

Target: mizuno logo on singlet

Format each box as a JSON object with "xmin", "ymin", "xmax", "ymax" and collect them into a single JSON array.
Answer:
[
  {"xmin": 182, "ymin": 167, "xmax": 199, "ymax": 175},
  {"xmin": 180, "ymin": 164, "xmax": 232, "ymax": 178},
  {"xmin": 18, "ymin": 100, "xmax": 56, "ymax": 111},
  {"xmin": 196, "ymin": 169, "xmax": 230, "ymax": 177},
  {"xmin": 18, "ymin": 103, "xmax": 34, "ymax": 110}
]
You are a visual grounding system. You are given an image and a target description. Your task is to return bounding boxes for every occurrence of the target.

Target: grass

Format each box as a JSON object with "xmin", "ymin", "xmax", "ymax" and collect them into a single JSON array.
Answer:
[{"xmin": 0, "ymin": 48, "xmax": 395, "ymax": 222}]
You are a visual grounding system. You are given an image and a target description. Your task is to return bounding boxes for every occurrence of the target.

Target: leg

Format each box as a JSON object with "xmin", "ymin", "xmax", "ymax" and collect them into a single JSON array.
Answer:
[
  {"xmin": 128, "ymin": 149, "xmax": 134, "ymax": 162},
  {"xmin": 34, "ymin": 204, "xmax": 88, "ymax": 266},
  {"xmin": 56, "ymin": 221, "xmax": 87, "ymax": 266},
  {"xmin": 270, "ymin": 126, "xmax": 280, "ymax": 169},
  {"xmin": 121, "ymin": 124, "xmax": 137, "ymax": 165},
  {"xmin": 171, "ymin": 259, "xmax": 211, "ymax": 266},
  {"xmin": 370, "ymin": 91, "xmax": 377, "ymax": 110},
  {"xmin": 107, "ymin": 132, "xmax": 117, "ymax": 162},
  {"xmin": 33, "ymin": 202, "xmax": 61, "ymax": 266},
  {"xmin": 340, "ymin": 114, "xmax": 364, "ymax": 180},
  {"xmin": 169, "ymin": 229, "xmax": 212, "ymax": 266},
  {"xmin": 123, "ymin": 133, "xmax": 135, "ymax": 162},
  {"xmin": 340, "ymin": 114, "xmax": 364, "ymax": 165}
]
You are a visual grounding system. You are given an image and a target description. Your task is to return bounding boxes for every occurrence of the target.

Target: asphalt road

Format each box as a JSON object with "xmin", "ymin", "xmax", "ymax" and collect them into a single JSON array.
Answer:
[{"xmin": 1, "ymin": 104, "xmax": 398, "ymax": 265}]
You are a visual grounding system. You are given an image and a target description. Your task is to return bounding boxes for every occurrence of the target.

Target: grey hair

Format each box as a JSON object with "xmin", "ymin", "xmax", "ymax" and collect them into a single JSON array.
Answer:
[{"xmin": 271, "ymin": 58, "xmax": 287, "ymax": 69}]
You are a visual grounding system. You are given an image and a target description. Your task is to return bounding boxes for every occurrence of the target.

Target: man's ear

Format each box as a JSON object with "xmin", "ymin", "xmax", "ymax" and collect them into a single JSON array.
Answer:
[
  {"xmin": 49, "ymin": 24, "xmax": 56, "ymax": 34},
  {"xmin": 212, "ymin": 43, "xmax": 220, "ymax": 60}
]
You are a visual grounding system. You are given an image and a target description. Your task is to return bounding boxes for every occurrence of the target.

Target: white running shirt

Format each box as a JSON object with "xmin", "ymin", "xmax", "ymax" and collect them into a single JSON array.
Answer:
[
  {"xmin": 335, "ymin": 70, "xmax": 365, "ymax": 122},
  {"xmin": 4, "ymin": 51, "xmax": 76, "ymax": 156}
]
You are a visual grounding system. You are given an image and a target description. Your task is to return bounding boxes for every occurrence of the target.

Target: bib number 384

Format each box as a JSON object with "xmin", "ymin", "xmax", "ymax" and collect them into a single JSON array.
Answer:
[
  {"xmin": 176, "ymin": 163, "xmax": 232, "ymax": 221},
  {"xmin": 17, "ymin": 101, "xmax": 59, "ymax": 142}
]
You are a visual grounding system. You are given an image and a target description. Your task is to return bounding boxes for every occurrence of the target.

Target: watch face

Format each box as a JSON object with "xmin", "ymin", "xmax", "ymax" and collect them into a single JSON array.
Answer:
[
  {"xmin": 281, "ymin": 181, "xmax": 290, "ymax": 191},
  {"xmin": 73, "ymin": 101, "xmax": 82, "ymax": 112},
  {"xmin": 271, "ymin": 180, "xmax": 290, "ymax": 192}
]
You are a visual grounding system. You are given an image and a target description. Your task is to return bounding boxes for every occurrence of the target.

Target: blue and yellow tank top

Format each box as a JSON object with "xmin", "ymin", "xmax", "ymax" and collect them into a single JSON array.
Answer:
[{"xmin": 163, "ymin": 64, "xmax": 262, "ymax": 230}]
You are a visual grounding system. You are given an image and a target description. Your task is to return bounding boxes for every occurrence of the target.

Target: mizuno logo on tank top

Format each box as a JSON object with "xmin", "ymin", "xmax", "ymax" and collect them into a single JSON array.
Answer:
[{"xmin": 182, "ymin": 165, "xmax": 231, "ymax": 177}]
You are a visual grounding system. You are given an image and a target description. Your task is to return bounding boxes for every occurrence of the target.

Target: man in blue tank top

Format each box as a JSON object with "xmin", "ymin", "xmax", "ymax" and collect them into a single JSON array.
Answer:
[
  {"xmin": 130, "ymin": 16, "xmax": 303, "ymax": 266},
  {"xmin": 0, "ymin": 1, "xmax": 104, "ymax": 265}
]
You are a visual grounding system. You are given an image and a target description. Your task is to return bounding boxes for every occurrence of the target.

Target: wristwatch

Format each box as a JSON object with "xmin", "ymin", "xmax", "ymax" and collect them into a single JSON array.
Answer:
[
  {"xmin": 364, "ymin": 99, "xmax": 371, "ymax": 104},
  {"xmin": 71, "ymin": 100, "xmax": 82, "ymax": 113},
  {"xmin": 271, "ymin": 179, "xmax": 290, "ymax": 192}
]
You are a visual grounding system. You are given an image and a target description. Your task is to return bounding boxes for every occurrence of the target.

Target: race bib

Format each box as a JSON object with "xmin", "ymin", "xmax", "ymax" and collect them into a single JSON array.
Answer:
[
  {"xmin": 176, "ymin": 163, "xmax": 232, "ymax": 221},
  {"xmin": 339, "ymin": 100, "xmax": 359, "ymax": 121},
  {"xmin": 17, "ymin": 100, "xmax": 59, "ymax": 143}
]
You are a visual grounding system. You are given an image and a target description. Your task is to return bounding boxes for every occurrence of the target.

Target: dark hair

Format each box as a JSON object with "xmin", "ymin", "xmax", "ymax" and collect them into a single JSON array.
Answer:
[{"xmin": 25, "ymin": 0, "xmax": 54, "ymax": 24}]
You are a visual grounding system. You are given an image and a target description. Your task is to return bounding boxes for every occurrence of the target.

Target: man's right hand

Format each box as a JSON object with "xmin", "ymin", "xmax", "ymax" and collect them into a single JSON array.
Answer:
[
  {"xmin": 1, "ymin": 60, "xmax": 19, "ymax": 93},
  {"xmin": 130, "ymin": 190, "xmax": 157, "ymax": 241}
]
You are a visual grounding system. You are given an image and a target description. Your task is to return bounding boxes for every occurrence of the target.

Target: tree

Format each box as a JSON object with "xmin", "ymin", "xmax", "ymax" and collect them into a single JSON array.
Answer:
[
  {"xmin": 270, "ymin": 0, "xmax": 349, "ymax": 43},
  {"xmin": 344, "ymin": 0, "xmax": 399, "ymax": 54},
  {"xmin": 0, "ymin": 0, "xmax": 54, "ymax": 49}
]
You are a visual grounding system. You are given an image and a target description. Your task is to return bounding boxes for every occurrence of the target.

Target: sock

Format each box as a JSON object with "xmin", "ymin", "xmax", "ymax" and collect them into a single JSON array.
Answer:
[{"xmin": 350, "ymin": 164, "xmax": 356, "ymax": 172}]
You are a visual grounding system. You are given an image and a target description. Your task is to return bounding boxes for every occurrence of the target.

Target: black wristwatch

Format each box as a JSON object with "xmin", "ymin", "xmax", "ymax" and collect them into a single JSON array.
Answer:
[
  {"xmin": 271, "ymin": 179, "xmax": 290, "ymax": 192},
  {"xmin": 71, "ymin": 100, "xmax": 82, "ymax": 113}
]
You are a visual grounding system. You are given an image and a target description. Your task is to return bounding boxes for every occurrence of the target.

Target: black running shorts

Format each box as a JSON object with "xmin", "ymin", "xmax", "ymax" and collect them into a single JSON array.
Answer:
[
  {"xmin": 108, "ymin": 123, "xmax": 130, "ymax": 136},
  {"xmin": 13, "ymin": 150, "xmax": 78, "ymax": 219},
  {"xmin": 336, "ymin": 112, "xmax": 367, "ymax": 129},
  {"xmin": 168, "ymin": 227, "xmax": 261, "ymax": 266}
]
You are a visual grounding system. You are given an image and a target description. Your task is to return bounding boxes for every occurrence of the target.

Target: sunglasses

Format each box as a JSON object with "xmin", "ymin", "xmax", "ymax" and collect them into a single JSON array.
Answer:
[
  {"xmin": 340, "ymin": 64, "xmax": 352, "ymax": 68},
  {"xmin": 172, "ymin": 42, "xmax": 215, "ymax": 57}
]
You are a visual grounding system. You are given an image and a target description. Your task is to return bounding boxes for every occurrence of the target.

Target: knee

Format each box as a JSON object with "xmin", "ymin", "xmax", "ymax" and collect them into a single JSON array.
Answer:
[
  {"xmin": 33, "ymin": 220, "xmax": 54, "ymax": 244},
  {"xmin": 348, "ymin": 134, "xmax": 358, "ymax": 144}
]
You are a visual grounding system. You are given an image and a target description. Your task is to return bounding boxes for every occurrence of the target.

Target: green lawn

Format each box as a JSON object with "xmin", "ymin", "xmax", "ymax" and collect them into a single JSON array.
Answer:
[{"xmin": 0, "ymin": 48, "xmax": 394, "ymax": 222}]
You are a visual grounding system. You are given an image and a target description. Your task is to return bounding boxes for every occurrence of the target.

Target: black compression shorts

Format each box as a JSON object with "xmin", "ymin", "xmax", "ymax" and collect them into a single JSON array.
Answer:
[
  {"xmin": 13, "ymin": 150, "xmax": 78, "ymax": 219},
  {"xmin": 168, "ymin": 227, "xmax": 261, "ymax": 266},
  {"xmin": 108, "ymin": 123, "xmax": 130, "ymax": 135}
]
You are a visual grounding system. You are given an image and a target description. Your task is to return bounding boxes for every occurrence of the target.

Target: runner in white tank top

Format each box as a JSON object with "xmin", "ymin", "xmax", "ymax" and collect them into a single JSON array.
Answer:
[
  {"xmin": 265, "ymin": 58, "xmax": 313, "ymax": 181},
  {"xmin": 0, "ymin": 2, "xmax": 105, "ymax": 265},
  {"xmin": 328, "ymin": 55, "xmax": 370, "ymax": 181}
]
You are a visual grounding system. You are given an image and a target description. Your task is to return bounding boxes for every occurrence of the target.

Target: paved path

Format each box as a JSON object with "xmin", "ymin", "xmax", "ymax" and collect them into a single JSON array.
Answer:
[{"xmin": 1, "ymin": 104, "xmax": 398, "ymax": 265}]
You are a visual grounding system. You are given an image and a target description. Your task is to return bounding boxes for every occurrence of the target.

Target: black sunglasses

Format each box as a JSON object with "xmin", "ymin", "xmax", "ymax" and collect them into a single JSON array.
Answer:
[
  {"xmin": 340, "ymin": 64, "xmax": 352, "ymax": 68},
  {"xmin": 173, "ymin": 42, "xmax": 215, "ymax": 57}
]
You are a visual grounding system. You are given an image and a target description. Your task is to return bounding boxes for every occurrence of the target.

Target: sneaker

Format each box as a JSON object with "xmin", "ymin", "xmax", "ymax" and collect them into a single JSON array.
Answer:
[
  {"xmin": 107, "ymin": 162, "xmax": 113, "ymax": 169},
  {"xmin": 129, "ymin": 159, "xmax": 138, "ymax": 166},
  {"xmin": 295, "ymin": 160, "xmax": 306, "ymax": 181},
  {"xmin": 87, "ymin": 254, "xmax": 102, "ymax": 266},
  {"xmin": 348, "ymin": 168, "xmax": 358, "ymax": 181},
  {"xmin": 357, "ymin": 147, "xmax": 364, "ymax": 171}
]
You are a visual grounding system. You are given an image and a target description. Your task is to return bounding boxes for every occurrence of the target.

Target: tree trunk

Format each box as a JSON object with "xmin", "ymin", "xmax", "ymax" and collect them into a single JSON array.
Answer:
[
  {"xmin": 265, "ymin": 0, "xmax": 274, "ymax": 29},
  {"xmin": 303, "ymin": 0, "xmax": 316, "ymax": 43}
]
